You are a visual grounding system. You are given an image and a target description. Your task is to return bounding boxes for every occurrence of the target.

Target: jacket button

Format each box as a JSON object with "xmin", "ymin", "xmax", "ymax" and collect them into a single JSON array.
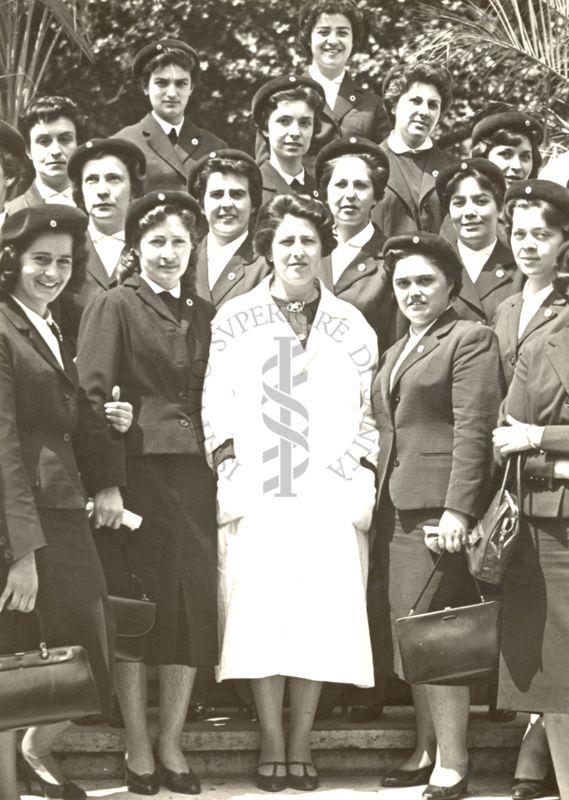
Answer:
[
  {"xmin": 178, "ymin": 391, "xmax": 188, "ymax": 401},
  {"xmin": 357, "ymin": 263, "xmax": 366, "ymax": 272},
  {"xmin": 227, "ymin": 272, "xmax": 236, "ymax": 281},
  {"xmin": 393, "ymin": 459, "xmax": 400, "ymax": 467},
  {"xmin": 4, "ymin": 549, "xmax": 13, "ymax": 560},
  {"xmin": 179, "ymin": 419, "xmax": 190, "ymax": 428},
  {"xmin": 510, "ymin": 355, "xmax": 516, "ymax": 365},
  {"xmin": 495, "ymin": 269, "xmax": 505, "ymax": 278},
  {"xmin": 544, "ymin": 308, "xmax": 553, "ymax": 318},
  {"xmin": 63, "ymin": 432, "xmax": 71, "ymax": 442}
]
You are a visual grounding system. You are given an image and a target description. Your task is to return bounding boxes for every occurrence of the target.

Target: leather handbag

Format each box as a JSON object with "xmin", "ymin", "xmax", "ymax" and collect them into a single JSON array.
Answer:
[
  {"xmin": 467, "ymin": 455, "xmax": 521, "ymax": 585},
  {"xmin": 0, "ymin": 610, "xmax": 100, "ymax": 732},
  {"xmin": 395, "ymin": 552, "xmax": 502, "ymax": 685}
]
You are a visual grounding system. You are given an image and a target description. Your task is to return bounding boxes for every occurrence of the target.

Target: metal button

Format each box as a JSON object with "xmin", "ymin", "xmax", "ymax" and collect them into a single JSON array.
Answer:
[
  {"xmin": 525, "ymin": 186, "xmax": 532, "ymax": 195},
  {"xmin": 412, "ymin": 235, "xmax": 420, "ymax": 244},
  {"xmin": 50, "ymin": 220, "xmax": 57, "ymax": 228},
  {"xmin": 63, "ymin": 432, "xmax": 71, "ymax": 442},
  {"xmin": 86, "ymin": 140, "xmax": 94, "ymax": 149},
  {"xmin": 495, "ymin": 269, "xmax": 505, "ymax": 278},
  {"xmin": 298, "ymin": 333, "xmax": 306, "ymax": 341},
  {"xmin": 510, "ymin": 355, "xmax": 516, "ymax": 365},
  {"xmin": 312, "ymin": 189, "xmax": 319, "ymax": 198},
  {"xmin": 227, "ymin": 272, "xmax": 236, "ymax": 281},
  {"xmin": 544, "ymin": 308, "xmax": 553, "ymax": 318},
  {"xmin": 432, "ymin": 170, "xmax": 439, "ymax": 177},
  {"xmin": 393, "ymin": 459, "xmax": 400, "ymax": 467},
  {"xmin": 357, "ymin": 263, "xmax": 366, "ymax": 272},
  {"xmin": 179, "ymin": 419, "xmax": 190, "ymax": 428},
  {"xmin": 393, "ymin": 395, "xmax": 400, "ymax": 404},
  {"xmin": 191, "ymin": 137, "xmax": 199, "ymax": 146},
  {"xmin": 178, "ymin": 391, "xmax": 188, "ymax": 401},
  {"xmin": 349, "ymin": 136, "xmax": 357, "ymax": 144},
  {"xmin": 349, "ymin": 94, "xmax": 356, "ymax": 102},
  {"xmin": 417, "ymin": 344, "xmax": 425, "ymax": 353},
  {"xmin": 186, "ymin": 298, "xmax": 193, "ymax": 307},
  {"xmin": 158, "ymin": 193, "xmax": 166, "ymax": 201}
]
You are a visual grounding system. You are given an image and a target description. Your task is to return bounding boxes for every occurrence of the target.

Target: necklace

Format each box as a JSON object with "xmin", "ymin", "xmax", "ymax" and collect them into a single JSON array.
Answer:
[{"xmin": 286, "ymin": 300, "xmax": 306, "ymax": 312}]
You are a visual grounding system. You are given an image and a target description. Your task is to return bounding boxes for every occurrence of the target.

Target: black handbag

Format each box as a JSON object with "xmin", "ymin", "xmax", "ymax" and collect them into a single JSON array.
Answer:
[
  {"xmin": 467, "ymin": 455, "xmax": 521, "ymax": 585},
  {"xmin": 395, "ymin": 552, "xmax": 502, "ymax": 685},
  {"xmin": 0, "ymin": 610, "xmax": 100, "ymax": 732},
  {"xmin": 108, "ymin": 536, "xmax": 156, "ymax": 662}
]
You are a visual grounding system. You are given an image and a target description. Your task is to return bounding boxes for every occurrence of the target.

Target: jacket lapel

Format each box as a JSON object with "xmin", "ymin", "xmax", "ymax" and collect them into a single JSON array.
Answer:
[
  {"xmin": 334, "ymin": 228, "xmax": 384, "ymax": 293},
  {"xmin": 418, "ymin": 149, "xmax": 443, "ymax": 205},
  {"xmin": 456, "ymin": 266, "xmax": 485, "ymax": 318},
  {"xmin": 390, "ymin": 309, "xmax": 458, "ymax": 392},
  {"xmin": 518, "ymin": 291, "xmax": 568, "ymax": 346},
  {"xmin": 332, "ymin": 74, "xmax": 361, "ymax": 123},
  {"xmin": 129, "ymin": 273, "xmax": 181, "ymax": 325},
  {"xmin": 86, "ymin": 236, "xmax": 112, "ymax": 290},
  {"xmin": 382, "ymin": 142, "xmax": 416, "ymax": 217},
  {"xmin": 210, "ymin": 245, "xmax": 250, "ymax": 307},
  {"xmin": 141, "ymin": 113, "xmax": 187, "ymax": 180},
  {"xmin": 475, "ymin": 240, "xmax": 518, "ymax": 301},
  {"xmin": 546, "ymin": 334, "xmax": 569, "ymax": 396}
]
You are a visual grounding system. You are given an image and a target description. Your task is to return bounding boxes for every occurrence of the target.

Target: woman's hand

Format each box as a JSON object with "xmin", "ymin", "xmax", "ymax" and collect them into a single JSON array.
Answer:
[
  {"xmin": 0, "ymin": 552, "xmax": 38, "ymax": 613},
  {"xmin": 93, "ymin": 486, "xmax": 124, "ymax": 529},
  {"xmin": 104, "ymin": 386, "xmax": 133, "ymax": 434},
  {"xmin": 437, "ymin": 509, "xmax": 470, "ymax": 553},
  {"xmin": 493, "ymin": 414, "xmax": 544, "ymax": 455}
]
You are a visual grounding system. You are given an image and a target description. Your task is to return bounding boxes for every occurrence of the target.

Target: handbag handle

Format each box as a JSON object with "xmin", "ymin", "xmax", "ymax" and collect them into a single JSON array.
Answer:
[
  {"xmin": 116, "ymin": 535, "xmax": 151, "ymax": 603},
  {"xmin": 408, "ymin": 550, "xmax": 489, "ymax": 616}
]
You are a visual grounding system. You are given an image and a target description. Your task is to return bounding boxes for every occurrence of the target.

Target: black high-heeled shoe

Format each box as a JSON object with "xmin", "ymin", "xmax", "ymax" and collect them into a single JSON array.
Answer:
[
  {"xmin": 21, "ymin": 757, "xmax": 87, "ymax": 799},
  {"xmin": 124, "ymin": 758, "xmax": 160, "ymax": 795},
  {"xmin": 156, "ymin": 754, "xmax": 201, "ymax": 794}
]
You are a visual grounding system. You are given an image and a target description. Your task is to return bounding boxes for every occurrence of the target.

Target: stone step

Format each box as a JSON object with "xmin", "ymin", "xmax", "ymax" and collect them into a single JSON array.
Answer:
[{"xmin": 53, "ymin": 706, "xmax": 530, "ymax": 780}]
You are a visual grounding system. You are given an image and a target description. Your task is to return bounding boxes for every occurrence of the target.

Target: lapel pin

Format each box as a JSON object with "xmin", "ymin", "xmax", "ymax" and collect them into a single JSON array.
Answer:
[
  {"xmin": 544, "ymin": 308, "xmax": 552, "ymax": 317},
  {"xmin": 349, "ymin": 94, "xmax": 356, "ymax": 102},
  {"xmin": 432, "ymin": 169, "xmax": 439, "ymax": 177},
  {"xmin": 417, "ymin": 344, "xmax": 425, "ymax": 353},
  {"xmin": 496, "ymin": 269, "xmax": 505, "ymax": 278},
  {"xmin": 186, "ymin": 298, "xmax": 193, "ymax": 307},
  {"xmin": 357, "ymin": 263, "xmax": 366, "ymax": 272},
  {"xmin": 227, "ymin": 272, "xmax": 236, "ymax": 281},
  {"xmin": 49, "ymin": 220, "xmax": 57, "ymax": 228},
  {"xmin": 191, "ymin": 137, "xmax": 199, "ymax": 146}
]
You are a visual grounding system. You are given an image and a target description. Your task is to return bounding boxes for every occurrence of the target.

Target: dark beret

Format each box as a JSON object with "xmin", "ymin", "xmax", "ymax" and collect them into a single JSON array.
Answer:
[
  {"xmin": 298, "ymin": 0, "xmax": 362, "ymax": 28},
  {"xmin": 471, "ymin": 111, "xmax": 543, "ymax": 147},
  {"xmin": 187, "ymin": 148, "xmax": 261, "ymax": 196},
  {"xmin": 504, "ymin": 179, "xmax": 569, "ymax": 216},
  {"xmin": 251, "ymin": 75, "xmax": 326, "ymax": 127},
  {"xmin": 132, "ymin": 38, "xmax": 200, "ymax": 84},
  {"xmin": 314, "ymin": 136, "xmax": 390, "ymax": 184},
  {"xmin": 67, "ymin": 138, "xmax": 146, "ymax": 186},
  {"xmin": 0, "ymin": 121, "xmax": 26, "ymax": 161},
  {"xmin": 0, "ymin": 204, "xmax": 88, "ymax": 247},
  {"xmin": 125, "ymin": 190, "xmax": 201, "ymax": 246},
  {"xmin": 383, "ymin": 231, "xmax": 463, "ymax": 272},
  {"xmin": 435, "ymin": 157, "xmax": 505, "ymax": 207}
]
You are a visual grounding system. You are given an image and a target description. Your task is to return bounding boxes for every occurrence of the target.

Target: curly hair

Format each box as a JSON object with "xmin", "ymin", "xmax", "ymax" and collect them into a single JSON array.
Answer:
[
  {"xmin": 140, "ymin": 49, "xmax": 198, "ymax": 89},
  {"xmin": 256, "ymin": 86, "xmax": 324, "ymax": 139},
  {"xmin": 190, "ymin": 155, "xmax": 263, "ymax": 216},
  {"xmin": 18, "ymin": 95, "xmax": 84, "ymax": 146},
  {"xmin": 439, "ymin": 164, "xmax": 505, "ymax": 213},
  {"xmin": 383, "ymin": 62, "xmax": 453, "ymax": 123},
  {"xmin": 319, "ymin": 152, "xmax": 389, "ymax": 202},
  {"xmin": 471, "ymin": 127, "xmax": 542, "ymax": 178},
  {"xmin": 504, "ymin": 198, "xmax": 569, "ymax": 241},
  {"xmin": 71, "ymin": 150, "xmax": 145, "ymax": 210},
  {"xmin": 0, "ymin": 230, "xmax": 88, "ymax": 296},
  {"xmin": 297, "ymin": 0, "xmax": 365, "ymax": 57},
  {"xmin": 254, "ymin": 193, "xmax": 337, "ymax": 260},
  {"xmin": 383, "ymin": 246, "xmax": 463, "ymax": 300},
  {"xmin": 118, "ymin": 203, "xmax": 198, "ymax": 292}
]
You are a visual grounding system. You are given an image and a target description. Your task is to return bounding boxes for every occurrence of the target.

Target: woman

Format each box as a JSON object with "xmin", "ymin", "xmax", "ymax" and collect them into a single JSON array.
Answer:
[
  {"xmin": 76, "ymin": 191, "xmax": 217, "ymax": 795},
  {"xmin": 315, "ymin": 135, "xmax": 401, "ymax": 351},
  {"xmin": 0, "ymin": 205, "xmax": 132, "ymax": 800},
  {"xmin": 436, "ymin": 158, "xmax": 521, "ymax": 325},
  {"xmin": 471, "ymin": 110, "xmax": 543, "ymax": 188},
  {"xmin": 370, "ymin": 232, "xmax": 502, "ymax": 798},
  {"xmin": 203, "ymin": 193, "xmax": 378, "ymax": 791},
  {"xmin": 188, "ymin": 148, "xmax": 270, "ymax": 309},
  {"xmin": 251, "ymin": 75, "xmax": 325, "ymax": 206},
  {"xmin": 494, "ymin": 180, "xmax": 569, "ymax": 387},
  {"xmin": 493, "ymin": 244, "xmax": 569, "ymax": 799},
  {"xmin": 371, "ymin": 62, "xmax": 456, "ymax": 239}
]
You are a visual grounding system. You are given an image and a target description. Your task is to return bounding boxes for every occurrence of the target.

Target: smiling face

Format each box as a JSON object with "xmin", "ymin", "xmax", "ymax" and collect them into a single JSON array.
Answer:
[
  {"xmin": 137, "ymin": 213, "xmax": 192, "ymax": 290},
  {"xmin": 82, "ymin": 154, "xmax": 131, "ymax": 234},
  {"xmin": 326, "ymin": 155, "xmax": 375, "ymax": 236},
  {"xmin": 310, "ymin": 12, "xmax": 353, "ymax": 78},
  {"xmin": 265, "ymin": 99, "xmax": 315, "ymax": 166},
  {"xmin": 271, "ymin": 213, "xmax": 322, "ymax": 298},
  {"xmin": 145, "ymin": 63, "xmax": 193, "ymax": 125},
  {"xmin": 449, "ymin": 175, "xmax": 499, "ymax": 251},
  {"xmin": 14, "ymin": 231, "xmax": 73, "ymax": 317},
  {"xmin": 393, "ymin": 81, "xmax": 442, "ymax": 149},
  {"xmin": 392, "ymin": 253, "xmax": 453, "ymax": 332},
  {"xmin": 510, "ymin": 204, "xmax": 565, "ymax": 287},
  {"xmin": 488, "ymin": 135, "xmax": 533, "ymax": 186},
  {"xmin": 203, "ymin": 171, "xmax": 252, "ymax": 244},
  {"xmin": 28, "ymin": 117, "xmax": 77, "ymax": 192}
]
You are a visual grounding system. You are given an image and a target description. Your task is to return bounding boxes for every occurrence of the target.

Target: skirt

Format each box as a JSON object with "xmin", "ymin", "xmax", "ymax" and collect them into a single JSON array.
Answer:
[
  {"xmin": 498, "ymin": 515, "xmax": 569, "ymax": 712},
  {"xmin": 371, "ymin": 499, "xmax": 479, "ymax": 686},
  {"xmin": 95, "ymin": 454, "xmax": 218, "ymax": 667},
  {"xmin": 0, "ymin": 508, "xmax": 114, "ymax": 717}
]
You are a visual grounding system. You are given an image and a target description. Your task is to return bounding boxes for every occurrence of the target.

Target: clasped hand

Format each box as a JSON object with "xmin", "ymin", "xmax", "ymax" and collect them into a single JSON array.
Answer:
[
  {"xmin": 493, "ymin": 414, "xmax": 542, "ymax": 455},
  {"xmin": 104, "ymin": 385, "xmax": 132, "ymax": 434}
]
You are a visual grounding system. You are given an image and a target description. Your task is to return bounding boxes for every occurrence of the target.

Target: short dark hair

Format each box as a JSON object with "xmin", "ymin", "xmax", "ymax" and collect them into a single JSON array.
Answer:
[
  {"xmin": 256, "ymin": 86, "xmax": 324, "ymax": 139},
  {"xmin": 504, "ymin": 197, "xmax": 569, "ymax": 241},
  {"xmin": 383, "ymin": 63, "xmax": 453, "ymax": 123},
  {"xmin": 440, "ymin": 163, "xmax": 505, "ymax": 212},
  {"xmin": 383, "ymin": 246, "xmax": 463, "ymax": 299},
  {"xmin": 297, "ymin": 0, "xmax": 365, "ymax": 57},
  {"xmin": 19, "ymin": 95, "xmax": 83, "ymax": 146},
  {"xmin": 319, "ymin": 152, "xmax": 389, "ymax": 202},
  {"xmin": 471, "ymin": 127, "xmax": 542, "ymax": 178},
  {"xmin": 192, "ymin": 155, "xmax": 263, "ymax": 216},
  {"xmin": 0, "ymin": 148, "xmax": 23, "ymax": 189},
  {"xmin": 553, "ymin": 241, "xmax": 569, "ymax": 298},
  {"xmin": 71, "ymin": 149, "xmax": 145, "ymax": 210},
  {"xmin": 254, "ymin": 193, "xmax": 337, "ymax": 260},
  {"xmin": 0, "ymin": 229, "xmax": 88, "ymax": 295},
  {"xmin": 118, "ymin": 203, "xmax": 198, "ymax": 292},
  {"xmin": 140, "ymin": 49, "xmax": 196, "ymax": 89}
]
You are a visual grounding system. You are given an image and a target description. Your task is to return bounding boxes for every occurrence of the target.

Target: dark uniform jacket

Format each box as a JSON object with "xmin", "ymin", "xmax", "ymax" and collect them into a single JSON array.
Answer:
[
  {"xmin": 115, "ymin": 113, "xmax": 227, "ymax": 192},
  {"xmin": 372, "ymin": 308, "xmax": 503, "ymax": 518},
  {"xmin": 318, "ymin": 224, "xmax": 399, "ymax": 351},
  {"xmin": 0, "ymin": 296, "xmax": 121, "ymax": 565},
  {"xmin": 76, "ymin": 273, "xmax": 214, "ymax": 464},
  {"xmin": 371, "ymin": 140, "xmax": 456, "ymax": 239},
  {"xmin": 452, "ymin": 239, "xmax": 522, "ymax": 326},
  {"xmin": 493, "ymin": 289, "xmax": 569, "ymax": 387},
  {"xmin": 260, "ymin": 162, "xmax": 320, "ymax": 207},
  {"xmin": 501, "ymin": 327, "xmax": 569, "ymax": 517},
  {"xmin": 194, "ymin": 234, "xmax": 270, "ymax": 311}
]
